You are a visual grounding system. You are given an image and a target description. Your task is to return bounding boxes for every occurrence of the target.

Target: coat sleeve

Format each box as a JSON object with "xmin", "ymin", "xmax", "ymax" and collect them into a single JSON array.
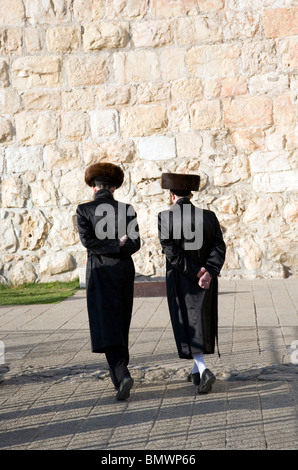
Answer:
[
  {"xmin": 120, "ymin": 207, "xmax": 141, "ymax": 256},
  {"xmin": 204, "ymin": 212, "xmax": 226, "ymax": 277},
  {"xmin": 158, "ymin": 212, "xmax": 200, "ymax": 282},
  {"xmin": 76, "ymin": 205, "xmax": 120, "ymax": 255}
]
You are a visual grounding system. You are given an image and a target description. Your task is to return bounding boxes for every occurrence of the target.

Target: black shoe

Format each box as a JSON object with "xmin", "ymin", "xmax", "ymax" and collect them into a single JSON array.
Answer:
[
  {"xmin": 116, "ymin": 375, "xmax": 134, "ymax": 401},
  {"xmin": 198, "ymin": 369, "xmax": 215, "ymax": 394},
  {"xmin": 192, "ymin": 372, "xmax": 200, "ymax": 385}
]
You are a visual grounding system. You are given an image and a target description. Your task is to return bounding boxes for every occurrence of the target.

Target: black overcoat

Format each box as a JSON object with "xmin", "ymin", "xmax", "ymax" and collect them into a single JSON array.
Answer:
[
  {"xmin": 158, "ymin": 198, "xmax": 226, "ymax": 359},
  {"xmin": 76, "ymin": 189, "xmax": 140, "ymax": 353}
]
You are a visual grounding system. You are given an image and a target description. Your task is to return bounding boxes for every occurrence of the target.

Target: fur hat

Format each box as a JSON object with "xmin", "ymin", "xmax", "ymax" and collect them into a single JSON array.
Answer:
[
  {"xmin": 161, "ymin": 173, "xmax": 200, "ymax": 192},
  {"xmin": 84, "ymin": 163, "xmax": 124, "ymax": 188}
]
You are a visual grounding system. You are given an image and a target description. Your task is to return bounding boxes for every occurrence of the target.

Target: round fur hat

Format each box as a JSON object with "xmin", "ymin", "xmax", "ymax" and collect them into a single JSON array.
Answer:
[
  {"xmin": 84, "ymin": 163, "xmax": 124, "ymax": 188},
  {"xmin": 161, "ymin": 173, "xmax": 200, "ymax": 192}
]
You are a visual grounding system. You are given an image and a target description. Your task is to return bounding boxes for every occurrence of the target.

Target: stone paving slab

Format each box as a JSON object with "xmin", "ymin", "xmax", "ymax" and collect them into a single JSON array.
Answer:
[{"xmin": 0, "ymin": 279, "xmax": 297, "ymax": 451}]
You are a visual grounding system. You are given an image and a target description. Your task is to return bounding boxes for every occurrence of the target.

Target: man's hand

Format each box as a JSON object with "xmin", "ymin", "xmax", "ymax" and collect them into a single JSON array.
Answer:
[
  {"xmin": 119, "ymin": 235, "xmax": 128, "ymax": 247},
  {"xmin": 196, "ymin": 267, "xmax": 212, "ymax": 289}
]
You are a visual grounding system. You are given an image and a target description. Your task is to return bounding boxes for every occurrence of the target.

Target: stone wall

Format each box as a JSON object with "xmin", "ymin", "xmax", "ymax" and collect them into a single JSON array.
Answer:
[{"xmin": 0, "ymin": 0, "xmax": 297, "ymax": 285}]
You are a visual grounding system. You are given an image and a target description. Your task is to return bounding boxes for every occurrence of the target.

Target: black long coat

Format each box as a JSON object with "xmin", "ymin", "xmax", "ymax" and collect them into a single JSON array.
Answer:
[
  {"xmin": 158, "ymin": 198, "xmax": 226, "ymax": 359},
  {"xmin": 76, "ymin": 189, "xmax": 140, "ymax": 353}
]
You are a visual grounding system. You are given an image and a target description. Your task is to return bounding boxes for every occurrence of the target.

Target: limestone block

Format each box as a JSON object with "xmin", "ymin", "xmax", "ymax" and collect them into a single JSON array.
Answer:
[
  {"xmin": 83, "ymin": 22, "xmax": 128, "ymax": 51},
  {"xmin": 138, "ymin": 180, "xmax": 163, "ymax": 196},
  {"xmin": 175, "ymin": 159, "xmax": 201, "ymax": 179},
  {"xmin": 171, "ymin": 79, "xmax": 203, "ymax": 102},
  {"xmin": 213, "ymin": 195, "xmax": 238, "ymax": 215},
  {"xmin": 263, "ymin": 7, "xmax": 298, "ymax": 38},
  {"xmin": 10, "ymin": 261, "xmax": 37, "ymax": 286},
  {"xmin": 6, "ymin": 146, "xmax": 43, "ymax": 173},
  {"xmin": 132, "ymin": 82, "xmax": 170, "ymax": 104},
  {"xmin": 150, "ymin": 0, "xmax": 199, "ymax": 17},
  {"xmin": 0, "ymin": 216, "xmax": 17, "ymax": 252},
  {"xmin": 65, "ymin": 55, "xmax": 109, "ymax": 87},
  {"xmin": 206, "ymin": 76, "xmax": 248, "ymax": 99},
  {"xmin": 63, "ymin": 88, "xmax": 94, "ymax": 110},
  {"xmin": 188, "ymin": 44, "xmax": 240, "ymax": 78},
  {"xmin": 22, "ymin": 90, "xmax": 61, "ymax": 111},
  {"xmin": 0, "ymin": 148, "xmax": 4, "ymax": 173},
  {"xmin": 114, "ymin": 51, "xmax": 160, "ymax": 83},
  {"xmin": 96, "ymin": 139, "xmax": 136, "ymax": 163},
  {"xmin": 11, "ymin": 56, "xmax": 61, "ymax": 89},
  {"xmin": 61, "ymin": 112, "xmax": 90, "ymax": 141},
  {"xmin": 197, "ymin": 0, "xmax": 224, "ymax": 11},
  {"xmin": 222, "ymin": 244, "xmax": 240, "ymax": 270},
  {"xmin": 46, "ymin": 25, "xmax": 81, "ymax": 52},
  {"xmin": 90, "ymin": 110, "xmax": 118, "ymax": 137},
  {"xmin": 249, "ymin": 74, "xmax": 289, "ymax": 95},
  {"xmin": 284, "ymin": 200, "xmax": 298, "ymax": 223},
  {"xmin": 168, "ymin": 103, "xmax": 190, "ymax": 132},
  {"xmin": 120, "ymin": 106, "xmax": 167, "ymax": 137},
  {"xmin": 239, "ymin": 237, "xmax": 262, "ymax": 270},
  {"xmin": 0, "ymin": 118, "xmax": 12, "ymax": 143},
  {"xmin": 265, "ymin": 128, "xmax": 286, "ymax": 151},
  {"xmin": 44, "ymin": 143, "xmax": 81, "ymax": 171},
  {"xmin": 0, "ymin": 89, "xmax": 21, "ymax": 114},
  {"xmin": 224, "ymin": 10, "xmax": 261, "ymax": 40},
  {"xmin": 190, "ymin": 100, "xmax": 221, "ymax": 130},
  {"xmin": 223, "ymin": 96, "xmax": 273, "ymax": 128},
  {"xmin": 25, "ymin": 0, "xmax": 71, "ymax": 25},
  {"xmin": 73, "ymin": 0, "xmax": 105, "ymax": 22},
  {"xmin": 59, "ymin": 169, "xmax": 92, "ymax": 204},
  {"xmin": 282, "ymin": 38, "xmax": 298, "ymax": 71},
  {"xmin": 0, "ymin": 59, "xmax": 9, "ymax": 87},
  {"xmin": 273, "ymin": 94, "xmax": 296, "ymax": 126},
  {"xmin": 49, "ymin": 209, "xmax": 80, "ymax": 246},
  {"xmin": 30, "ymin": 180, "xmax": 58, "ymax": 207},
  {"xmin": 138, "ymin": 136, "xmax": 176, "ymax": 160},
  {"xmin": 241, "ymin": 39, "xmax": 278, "ymax": 75},
  {"xmin": 249, "ymin": 150, "xmax": 293, "ymax": 174},
  {"xmin": 176, "ymin": 132, "xmax": 203, "ymax": 158},
  {"xmin": 270, "ymin": 238, "xmax": 298, "ymax": 273},
  {"xmin": 131, "ymin": 20, "xmax": 173, "ymax": 48},
  {"xmin": 229, "ymin": 0, "xmax": 259, "ymax": 9},
  {"xmin": 131, "ymin": 160, "xmax": 163, "ymax": 182},
  {"xmin": 214, "ymin": 155, "xmax": 250, "ymax": 187},
  {"xmin": 231, "ymin": 128, "xmax": 265, "ymax": 152},
  {"xmin": 107, "ymin": 0, "xmax": 149, "ymax": 19},
  {"xmin": 96, "ymin": 85, "xmax": 130, "ymax": 106},
  {"xmin": 243, "ymin": 198, "xmax": 278, "ymax": 224},
  {"xmin": 0, "ymin": 0, "xmax": 24, "ymax": 26},
  {"xmin": 39, "ymin": 252, "xmax": 74, "ymax": 275},
  {"xmin": 253, "ymin": 170, "xmax": 298, "ymax": 193},
  {"xmin": 82, "ymin": 141, "xmax": 107, "ymax": 166},
  {"xmin": 1, "ymin": 176, "xmax": 29, "ymax": 208},
  {"xmin": 20, "ymin": 210, "xmax": 50, "ymax": 250},
  {"xmin": 15, "ymin": 112, "xmax": 57, "ymax": 145},
  {"xmin": 0, "ymin": 27, "xmax": 23, "ymax": 55},
  {"xmin": 176, "ymin": 16, "xmax": 222, "ymax": 44},
  {"xmin": 24, "ymin": 27, "xmax": 42, "ymax": 52},
  {"xmin": 160, "ymin": 48, "xmax": 186, "ymax": 80}
]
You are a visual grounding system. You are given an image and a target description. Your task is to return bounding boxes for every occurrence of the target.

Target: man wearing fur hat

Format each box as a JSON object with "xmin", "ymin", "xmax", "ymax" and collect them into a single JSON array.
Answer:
[
  {"xmin": 76, "ymin": 163, "xmax": 140, "ymax": 400},
  {"xmin": 158, "ymin": 173, "xmax": 226, "ymax": 394}
]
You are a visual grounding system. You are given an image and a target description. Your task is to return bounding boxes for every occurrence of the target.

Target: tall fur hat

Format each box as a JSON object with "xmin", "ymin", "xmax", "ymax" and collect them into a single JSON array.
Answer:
[
  {"xmin": 161, "ymin": 173, "xmax": 200, "ymax": 192},
  {"xmin": 84, "ymin": 163, "xmax": 124, "ymax": 188}
]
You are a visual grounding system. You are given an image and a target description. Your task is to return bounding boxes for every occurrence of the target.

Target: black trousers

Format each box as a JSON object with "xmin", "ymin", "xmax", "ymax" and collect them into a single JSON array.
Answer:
[{"xmin": 105, "ymin": 346, "xmax": 130, "ymax": 389}]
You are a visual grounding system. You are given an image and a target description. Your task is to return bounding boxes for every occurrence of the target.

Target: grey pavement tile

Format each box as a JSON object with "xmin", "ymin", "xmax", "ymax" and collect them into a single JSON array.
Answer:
[{"xmin": 0, "ymin": 279, "xmax": 297, "ymax": 450}]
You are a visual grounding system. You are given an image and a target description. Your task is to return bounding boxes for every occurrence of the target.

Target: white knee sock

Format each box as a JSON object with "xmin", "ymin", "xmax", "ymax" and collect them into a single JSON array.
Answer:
[{"xmin": 192, "ymin": 353, "xmax": 207, "ymax": 376}]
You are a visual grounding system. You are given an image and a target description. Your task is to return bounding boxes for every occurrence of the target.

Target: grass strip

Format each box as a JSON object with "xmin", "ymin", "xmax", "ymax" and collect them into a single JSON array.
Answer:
[{"xmin": 0, "ymin": 279, "xmax": 81, "ymax": 306}]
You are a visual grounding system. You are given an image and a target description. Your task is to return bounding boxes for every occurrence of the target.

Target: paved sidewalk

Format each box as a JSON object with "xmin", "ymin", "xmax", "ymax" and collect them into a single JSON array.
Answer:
[{"xmin": 0, "ymin": 278, "xmax": 297, "ymax": 451}]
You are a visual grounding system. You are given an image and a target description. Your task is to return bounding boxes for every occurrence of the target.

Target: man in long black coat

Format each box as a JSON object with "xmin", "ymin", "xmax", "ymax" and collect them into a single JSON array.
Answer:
[
  {"xmin": 158, "ymin": 173, "xmax": 226, "ymax": 394},
  {"xmin": 76, "ymin": 163, "xmax": 140, "ymax": 400}
]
